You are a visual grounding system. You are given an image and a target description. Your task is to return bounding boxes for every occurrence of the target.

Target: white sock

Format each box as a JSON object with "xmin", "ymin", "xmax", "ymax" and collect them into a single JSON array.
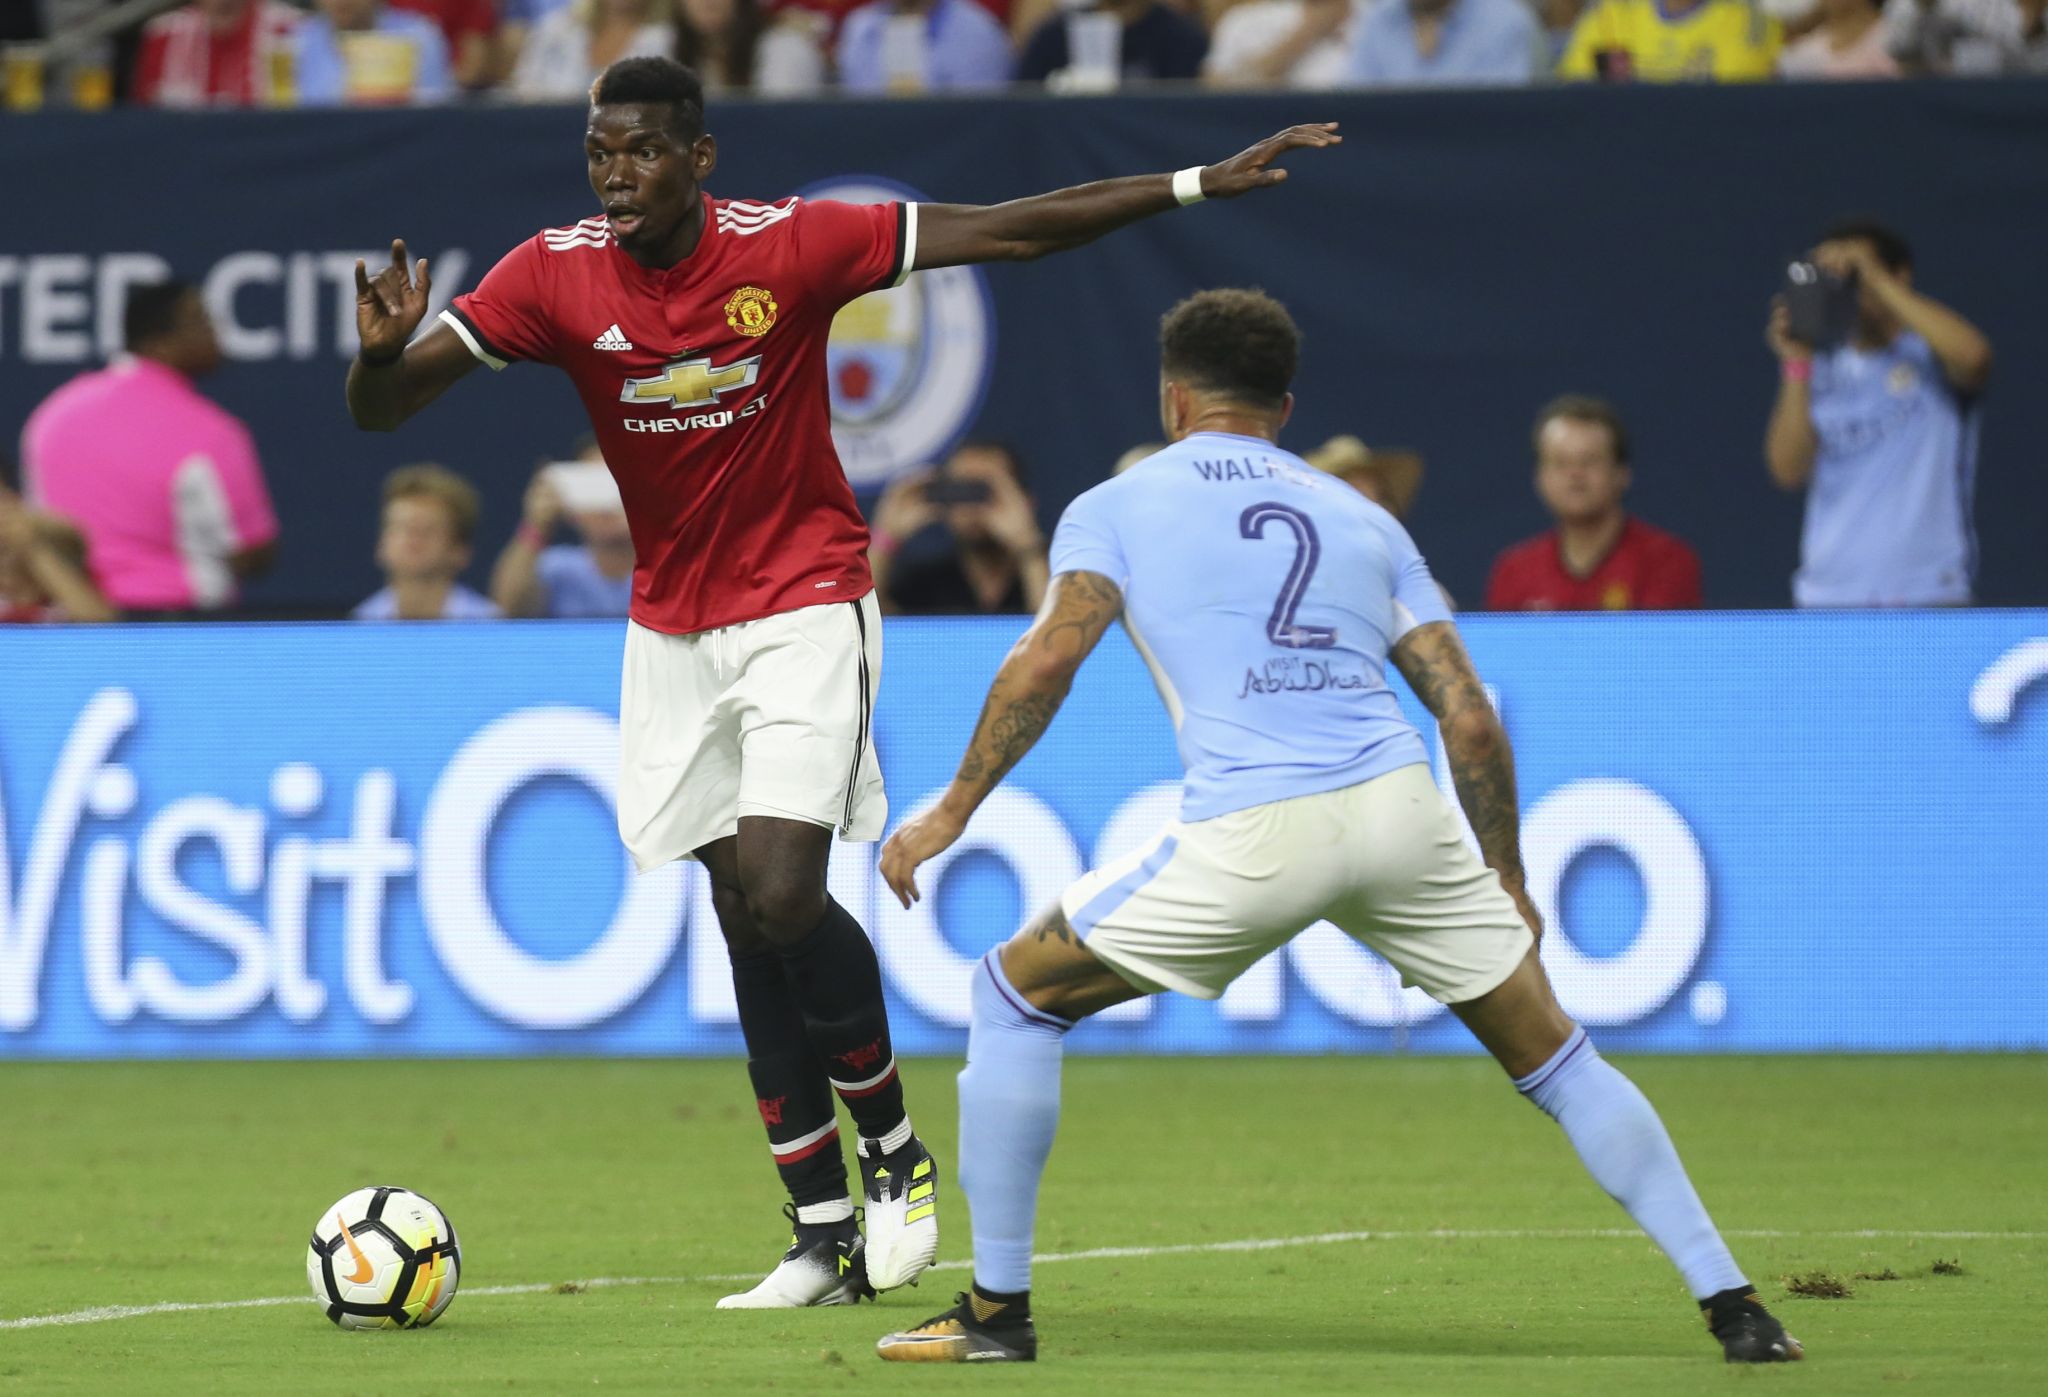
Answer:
[
  {"xmin": 862, "ymin": 1115, "xmax": 915, "ymax": 1158},
  {"xmin": 794, "ymin": 1197, "xmax": 854, "ymax": 1226}
]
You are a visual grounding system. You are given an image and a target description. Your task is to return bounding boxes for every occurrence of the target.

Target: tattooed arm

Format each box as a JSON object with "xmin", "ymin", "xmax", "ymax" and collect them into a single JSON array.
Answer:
[
  {"xmin": 1389, "ymin": 621, "xmax": 1543, "ymax": 939},
  {"xmin": 879, "ymin": 570, "xmax": 1124, "ymax": 908}
]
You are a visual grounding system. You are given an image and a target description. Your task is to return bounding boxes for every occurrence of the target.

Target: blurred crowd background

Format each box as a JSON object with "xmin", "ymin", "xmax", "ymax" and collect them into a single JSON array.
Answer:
[
  {"xmin": 1, "ymin": 0, "xmax": 2040, "ymax": 627},
  {"xmin": 3, "ymin": 0, "xmax": 2043, "ymax": 111}
]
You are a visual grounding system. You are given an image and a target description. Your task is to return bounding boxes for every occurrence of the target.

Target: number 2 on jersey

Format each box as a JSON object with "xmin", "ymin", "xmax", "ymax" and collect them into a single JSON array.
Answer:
[{"xmin": 1239, "ymin": 502, "xmax": 1336, "ymax": 649}]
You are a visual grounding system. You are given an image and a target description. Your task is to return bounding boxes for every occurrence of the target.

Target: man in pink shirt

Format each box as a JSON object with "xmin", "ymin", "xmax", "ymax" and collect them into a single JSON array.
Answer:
[{"xmin": 21, "ymin": 281, "xmax": 279, "ymax": 616}]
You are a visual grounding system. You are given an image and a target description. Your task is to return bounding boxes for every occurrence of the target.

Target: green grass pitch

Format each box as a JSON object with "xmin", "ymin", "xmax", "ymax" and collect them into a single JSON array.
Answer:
[{"xmin": 3, "ymin": 1055, "xmax": 2044, "ymax": 1395}]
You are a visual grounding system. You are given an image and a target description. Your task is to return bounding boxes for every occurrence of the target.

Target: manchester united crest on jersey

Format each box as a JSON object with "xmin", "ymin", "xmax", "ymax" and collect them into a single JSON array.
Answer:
[{"xmin": 725, "ymin": 285, "xmax": 778, "ymax": 338}]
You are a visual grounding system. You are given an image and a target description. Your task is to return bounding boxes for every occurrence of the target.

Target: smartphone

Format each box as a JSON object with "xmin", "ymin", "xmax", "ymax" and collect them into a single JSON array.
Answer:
[
  {"xmin": 1783, "ymin": 260, "xmax": 1858, "ymax": 350},
  {"xmin": 542, "ymin": 461, "xmax": 623, "ymax": 514},
  {"xmin": 922, "ymin": 478, "xmax": 993, "ymax": 506}
]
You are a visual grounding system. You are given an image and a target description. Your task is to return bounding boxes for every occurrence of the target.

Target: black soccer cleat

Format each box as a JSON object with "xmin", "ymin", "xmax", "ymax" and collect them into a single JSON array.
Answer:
[
  {"xmin": 876, "ymin": 1291, "xmax": 1037, "ymax": 1363},
  {"xmin": 1701, "ymin": 1287, "xmax": 1805, "ymax": 1363},
  {"xmin": 716, "ymin": 1204, "xmax": 872, "ymax": 1309}
]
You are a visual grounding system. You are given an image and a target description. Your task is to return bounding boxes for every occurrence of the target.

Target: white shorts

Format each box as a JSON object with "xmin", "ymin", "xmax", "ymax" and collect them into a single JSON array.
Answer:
[
  {"xmin": 1060, "ymin": 763, "xmax": 1533, "ymax": 1006},
  {"xmin": 617, "ymin": 594, "xmax": 886, "ymax": 870}
]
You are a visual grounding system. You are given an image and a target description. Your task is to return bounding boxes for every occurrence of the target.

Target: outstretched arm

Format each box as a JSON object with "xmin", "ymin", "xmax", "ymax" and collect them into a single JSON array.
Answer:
[
  {"xmin": 910, "ymin": 124, "xmax": 1341, "ymax": 269},
  {"xmin": 879, "ymin": 569, "xmax": 1124, "ymax": 907},
  {"xmin": 1390, "ymin": 620, "xmax": 1543, "ymax": 939},
  {"xmin": 346, "ymin": 239, "xmax": 480, "ymax": 431}
]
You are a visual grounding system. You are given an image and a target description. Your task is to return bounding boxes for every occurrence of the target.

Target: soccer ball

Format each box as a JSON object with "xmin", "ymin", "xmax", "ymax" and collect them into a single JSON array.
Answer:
[{"xmin": 306, "ymin": 1186, "xmax": 461, "ymax": 1330}]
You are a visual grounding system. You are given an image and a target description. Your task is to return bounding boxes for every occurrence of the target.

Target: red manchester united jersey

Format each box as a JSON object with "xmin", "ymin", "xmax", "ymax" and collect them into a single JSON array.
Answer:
[
  {"xmin": 1484, "ymin": 517, "xmax": 1703, "ymax": 612},
  {"xmin": 442, "ymin": 194, "xmax": 912, "ymax": 634}
]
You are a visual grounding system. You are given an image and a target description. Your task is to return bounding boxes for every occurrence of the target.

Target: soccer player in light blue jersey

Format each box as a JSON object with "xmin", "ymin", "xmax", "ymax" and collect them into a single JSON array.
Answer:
[{"xmin": 872, "ymin": 289, "xmax": 1803, "ymax": 1367}]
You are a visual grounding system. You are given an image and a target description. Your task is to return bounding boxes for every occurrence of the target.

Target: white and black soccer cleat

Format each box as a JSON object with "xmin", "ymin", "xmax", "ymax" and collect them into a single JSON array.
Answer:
[
  {"xmin": 860, "ymin": 1136, "xmax": 940, "ymax": 1292},
  {"xmin": 715, "ymin": 1205, "xmax": 871, "ymax": 1310}
]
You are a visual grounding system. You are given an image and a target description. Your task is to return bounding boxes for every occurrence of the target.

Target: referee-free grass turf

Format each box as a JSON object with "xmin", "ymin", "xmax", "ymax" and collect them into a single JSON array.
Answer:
[{"xmin": 2, "ymin": 1056, "xmax": 2043, "ymax": 1395}]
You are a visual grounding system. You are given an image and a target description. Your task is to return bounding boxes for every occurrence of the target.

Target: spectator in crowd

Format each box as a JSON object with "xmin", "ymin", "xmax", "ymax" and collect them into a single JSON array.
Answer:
[
  {"xmin": 0, "ymin": 485, "xmax": 115, "ymax": 624},
  {"xmin": 676, "ymin": 0, "xmax": 829, "ymax": 94},
  {"xmin": 294, "ymin": 0, "xmax": 454, "ymax": 104},
  {"xmin": 1558, "ymin": 0, "xmax": 1781, "ymax": 79},
  {"xmin": 1765, "ymin": 219, "xmax": 1992, "ymax": 607},
  {"xmin": 837, "ymin": 0, "xmax": 1013, "ymax": 92},
  {"xmin": 1487, "ymin": 395, "xmax": 1702, "ymax": 610},
  {"xmin": 490, "ymin": 446, "xmax": 636, "ymax": 617},
  {"xmin": 1305, "ymin": 434, "xmax": 1426, "ymax": 520},
  {"xmin": 496, "ymin": 0, "xmax": 572, "ymax": 79},
  {"xmin": 1205, "ymin": 0, "xmax": 1364, "ymax": 88},
  {"xmin": 1017, "ymin": 0, "xmax": 1208, "ymax": 85},
  {"xmin": 1536, "ymin": 0, "xmax": 1590, "ymax": 60},
  {"xmin": 868, "ymin": 441, "xmax": 1049, "ymax": 614},
  {"xmin": 354, "ymin": 464, "xmax": 501, "ymax": 620},
  {"xmin": 20, "ymin": 281, "xmax": 279, "ymax": 618},
  {"xmin": 1886, "ymin": 0, "xmax": 2048, "ymax": 73},
  {"xmin": 133, "ymin": 0, "xmax": 301, "ymax": 107},
  {"xmin": 389, "ymin": 0, "xmax": 500, "ymax": 88},
  {"xmin": 1779, "ymin": 0, "xmax": 1899, "ymax": 73},
  {"xmin": 514, "ymin": 0, "xmax": 676, "ymax": 97},
  {"xmin": 1349, "ymin": 0, "xmax": 1541, "ymax": 84},
  {"xmin": 1306, "ymin": 434, "xmax": 1457, "ymax": 607}
]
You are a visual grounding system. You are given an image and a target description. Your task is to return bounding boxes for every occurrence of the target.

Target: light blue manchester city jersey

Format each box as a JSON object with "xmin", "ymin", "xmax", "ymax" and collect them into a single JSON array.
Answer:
[
  {"xmin": 1799, "ymin": 331, "xmax": 1980, "ymax": 607},
  {"xmin": 1050, "ymin": 431, "xmax": 1454, "ymax": 822}
]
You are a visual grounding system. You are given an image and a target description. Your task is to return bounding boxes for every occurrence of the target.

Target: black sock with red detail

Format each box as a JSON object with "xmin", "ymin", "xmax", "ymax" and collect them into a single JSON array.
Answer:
[
  {"xmin": 731, "ymin": 950, "xmax": 847, "ymax": 1211},
  {"xmin": 774, "ymin": 898, "xmax": 911, "ymax": 1151}
]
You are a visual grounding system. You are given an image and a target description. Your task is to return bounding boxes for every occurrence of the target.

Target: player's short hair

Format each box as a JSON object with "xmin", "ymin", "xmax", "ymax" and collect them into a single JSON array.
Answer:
[
  {"xmin": 1158, "ymin": 288, "xmax": 1299, "ymax": 411},
  {"xmin": 589, "ymin": 57, "xmax": 706, "ymax": 142},
  {"xmin": 123, "ymin": 280, "xmax": 196, "ymax": 352},
  {"xmin": 1822, "ymin": 216, "xmax": 1913, "ymax": 273},
  {"xmin": 1532, "ymin": 394, "xmax": 1631, "ymax": 467},
  {"xmin": 382, "ymin": 464, "xmax": 482, "ymax": 546}
]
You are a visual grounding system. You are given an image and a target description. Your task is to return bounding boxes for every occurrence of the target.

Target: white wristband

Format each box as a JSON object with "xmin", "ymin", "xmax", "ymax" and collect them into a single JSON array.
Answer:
[{"xmin": 1172, "ymin": 166, "xmax": 1207, "ymax": 207}]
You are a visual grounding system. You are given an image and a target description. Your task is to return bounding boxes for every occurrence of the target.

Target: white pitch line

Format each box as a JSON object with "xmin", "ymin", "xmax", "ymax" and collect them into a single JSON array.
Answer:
[{"xmin": 3, "ymin": 1227, "xmax": 2037, "ymax": 1332}]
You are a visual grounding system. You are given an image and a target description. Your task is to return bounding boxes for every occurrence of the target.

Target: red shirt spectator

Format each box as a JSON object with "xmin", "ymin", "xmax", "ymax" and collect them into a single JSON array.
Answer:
[
  {"xmin": 389, "ymin": 0, "xmax": 499, "ymax": 86},
  {"xmin": 1487, "ymin": 517, "xmax": 1701, "ymax": 611},
  {"xmin": 1486, "ymin": 395, "xmax": 1702, "ymax": 611},
  {"xmin": 134, "ymin": 0, "xmax": 302, "ymax": 107}
]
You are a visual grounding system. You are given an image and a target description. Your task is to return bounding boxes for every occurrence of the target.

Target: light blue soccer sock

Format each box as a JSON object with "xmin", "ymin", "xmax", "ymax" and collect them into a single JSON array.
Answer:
[
  {"xmin": 957, "ymin": 950, "xmax": 1073, "ymax": 1297},
  {"xmin": 1516, "ymin": 1027, "xmax": 1748, "ymax": 1300}
]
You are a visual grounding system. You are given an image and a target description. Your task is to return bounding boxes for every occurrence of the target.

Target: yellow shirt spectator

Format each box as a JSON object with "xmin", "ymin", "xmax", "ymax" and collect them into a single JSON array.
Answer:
[{"xmin": 1559, "ymin": 0, "xmax": 1782, "ymax": 81}]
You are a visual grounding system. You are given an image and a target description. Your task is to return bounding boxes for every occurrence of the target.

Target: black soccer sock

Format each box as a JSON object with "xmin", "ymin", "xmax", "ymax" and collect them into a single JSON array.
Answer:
[
  {"xmin": 774, "ymin": 898, "xmax": 910, "ymax": 1150},
  {"xmin": 969, "ymin": 1284, "xmax": 1031, "ymax": 1325},
  {"xmin": 731, "ymin": 950, "xmax": 848, "ymax": 1211}
]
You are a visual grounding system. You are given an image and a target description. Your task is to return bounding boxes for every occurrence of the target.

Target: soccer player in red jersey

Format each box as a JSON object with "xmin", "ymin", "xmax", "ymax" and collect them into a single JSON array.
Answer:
[{"xmin": 346, "ymin": 55, "xmax": 1338, "ymax": 1310}]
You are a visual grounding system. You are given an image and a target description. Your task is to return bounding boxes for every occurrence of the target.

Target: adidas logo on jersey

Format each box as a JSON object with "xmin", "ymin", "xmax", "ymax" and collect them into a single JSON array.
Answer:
[{"xmin": 593, "ymin": 324, "xmax": 634, "ymax": 351}]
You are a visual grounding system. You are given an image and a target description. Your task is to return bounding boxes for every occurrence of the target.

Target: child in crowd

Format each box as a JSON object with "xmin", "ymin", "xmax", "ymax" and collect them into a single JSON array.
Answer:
[{"xmin": 352, "ymin": 463, "xmax": 502, "ymax": 620}]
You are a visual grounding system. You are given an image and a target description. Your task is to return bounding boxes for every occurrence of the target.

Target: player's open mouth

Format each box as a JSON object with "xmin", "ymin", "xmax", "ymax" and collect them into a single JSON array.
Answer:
[{"xmin": 607, "ymin": 207, "xmax": 643, "ymax": 234}]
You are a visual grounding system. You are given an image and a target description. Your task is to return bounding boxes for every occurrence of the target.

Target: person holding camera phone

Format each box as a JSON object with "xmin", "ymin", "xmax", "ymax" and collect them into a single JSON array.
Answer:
[
  {"xmin": 868, "ymin": 441, "xmax": 1050, "ymax": 615},
  {"xmin": 1764, "ymin": 218, "xmax": 1993, "ymax": 608},
  {"xmin": 490, "ymin": 438, "xmax": 637, "ymax": 618}
]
